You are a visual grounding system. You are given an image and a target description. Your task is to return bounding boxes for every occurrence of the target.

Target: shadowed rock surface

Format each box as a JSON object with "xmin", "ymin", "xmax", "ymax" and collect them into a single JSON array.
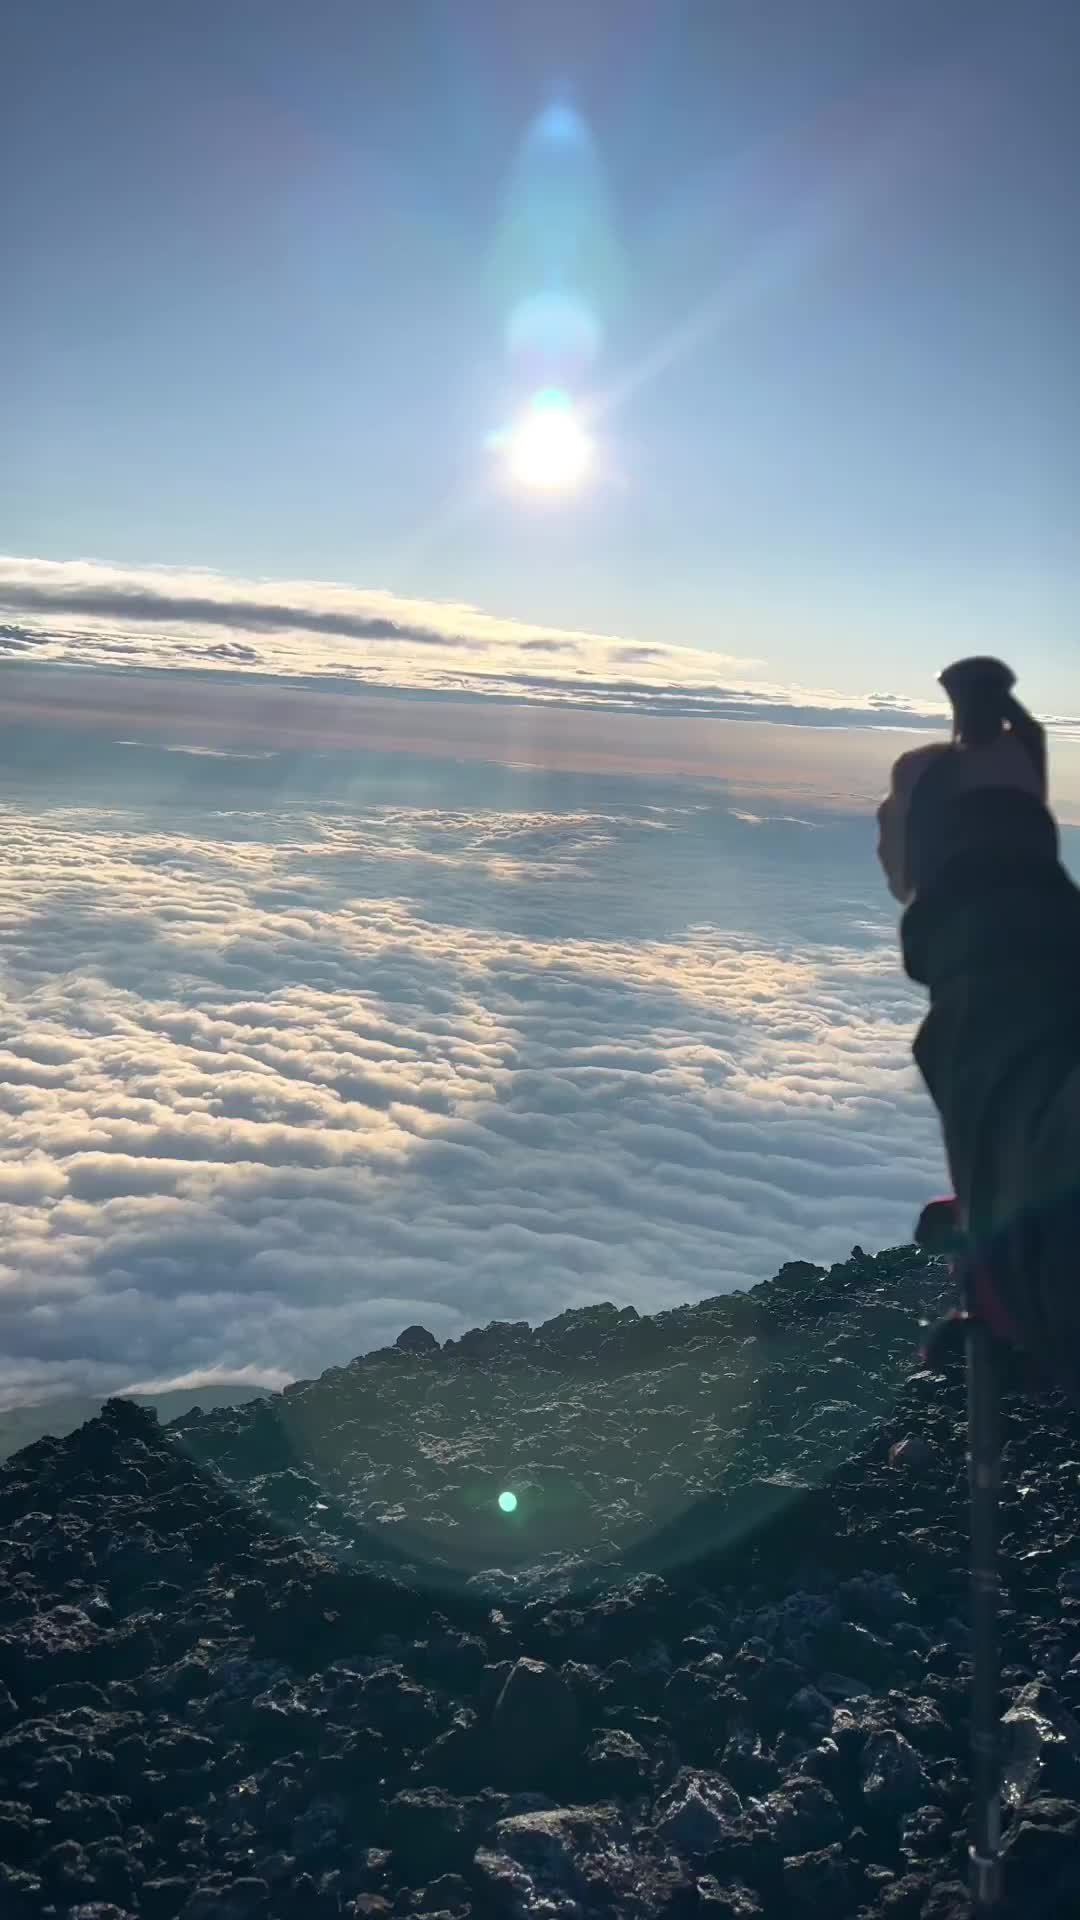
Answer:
[
  {"xmin": 0, "ymin": 1387, "xmax": 273, "ymax": 1466},
  {"xmin": 2, "ymin": 1243, "xmax": 1079, "ymax": 1917}
]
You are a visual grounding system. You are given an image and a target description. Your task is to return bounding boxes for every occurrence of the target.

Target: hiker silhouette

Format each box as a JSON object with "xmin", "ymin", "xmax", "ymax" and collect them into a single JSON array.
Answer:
[{"xmin": 879, "ymin": 661, "xmax": 1080, "ymax": 1399}]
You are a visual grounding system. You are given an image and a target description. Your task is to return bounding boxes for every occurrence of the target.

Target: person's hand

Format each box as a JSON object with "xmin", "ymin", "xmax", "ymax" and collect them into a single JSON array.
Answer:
[{"xmin": 877, "ymin": 733, "xmax": 1044, "ymax": 905}]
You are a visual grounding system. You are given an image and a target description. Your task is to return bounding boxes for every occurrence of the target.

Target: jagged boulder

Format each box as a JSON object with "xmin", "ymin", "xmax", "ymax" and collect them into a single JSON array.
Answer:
[{"xmin": 395, "ymin": 1326, "xmax": 439, "ymax": 1354}]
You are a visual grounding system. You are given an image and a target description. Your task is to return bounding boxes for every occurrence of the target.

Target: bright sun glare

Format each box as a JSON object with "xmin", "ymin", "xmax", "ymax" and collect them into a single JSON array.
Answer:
[{"xmin": 507, "ymin": 389, "xmax": 592, "ymax": 492}]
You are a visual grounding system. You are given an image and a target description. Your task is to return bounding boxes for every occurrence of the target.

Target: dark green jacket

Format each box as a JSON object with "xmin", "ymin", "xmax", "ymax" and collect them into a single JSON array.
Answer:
[{"xmin": 902, "ymin": 787, "xmax": 1080, "ymax": 1392}]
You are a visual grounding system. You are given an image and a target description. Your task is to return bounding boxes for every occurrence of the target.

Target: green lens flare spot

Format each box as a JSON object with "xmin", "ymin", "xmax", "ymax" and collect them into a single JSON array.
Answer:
[{"xmin": 498, "ymin": 1490, "xmax": 518, "ymax": 1514}]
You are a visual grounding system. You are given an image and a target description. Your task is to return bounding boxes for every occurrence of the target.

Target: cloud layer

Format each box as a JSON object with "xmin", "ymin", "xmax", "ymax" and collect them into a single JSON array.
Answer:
[
  {"xmin": 0, "ymin": 554, "xmax": 956, "ymax": 729},
  {"xmin": 0, "ymin": 737, "xmax": 946, "ymax": 1409},
  {"xmin": 1, "ymin": 557, "xmax": 1074, "ymax": 1410}
]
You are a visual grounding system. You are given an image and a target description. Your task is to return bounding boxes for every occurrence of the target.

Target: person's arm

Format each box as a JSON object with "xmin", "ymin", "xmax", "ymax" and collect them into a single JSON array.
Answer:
[{"xmin": 901, "ymin": 786, "xmax": 1080, "ymax": 1387}]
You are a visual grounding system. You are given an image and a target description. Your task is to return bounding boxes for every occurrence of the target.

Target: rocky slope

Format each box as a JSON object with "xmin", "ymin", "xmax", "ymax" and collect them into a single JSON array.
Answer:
[
  {"xmin": 2, "ymin": 1244, "xmax": 1080, "ymax": 1919},
  {"xmin": 0, "ymin": 1388, "xmax": 272, "ymax": 1467}
]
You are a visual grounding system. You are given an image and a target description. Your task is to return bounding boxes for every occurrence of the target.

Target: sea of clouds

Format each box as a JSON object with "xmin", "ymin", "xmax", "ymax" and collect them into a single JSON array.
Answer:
[
  {"xmin": 0, "ymin": 738, "xmax": 943, "ymax": 1409},
  {"xmin": 0, "ymin": 556, "xmax": 1076, "ymax": 1410}
]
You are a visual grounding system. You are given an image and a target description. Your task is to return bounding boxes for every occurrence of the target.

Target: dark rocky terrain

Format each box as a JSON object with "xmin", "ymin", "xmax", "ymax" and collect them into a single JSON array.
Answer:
[
  {"xmin": 3, "ymin": 1244, "xmax": 1080, "ymax": 1918},
  {"xmin": 0, "ymin": 1389, "xmax": 272, "ymax": 1467}
]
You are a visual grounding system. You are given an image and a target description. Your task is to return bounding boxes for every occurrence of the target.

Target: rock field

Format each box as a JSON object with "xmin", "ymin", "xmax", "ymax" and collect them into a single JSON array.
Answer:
[{"xmin": 3, "ymin": 1243, "xmax": 1080, "ymax": 1918}]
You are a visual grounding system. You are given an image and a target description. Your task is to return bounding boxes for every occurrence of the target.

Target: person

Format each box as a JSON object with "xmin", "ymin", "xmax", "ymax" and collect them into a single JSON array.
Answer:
[{"xmin": 877, "ymin": 713, "xmax": 1080, "ymax": 1395}]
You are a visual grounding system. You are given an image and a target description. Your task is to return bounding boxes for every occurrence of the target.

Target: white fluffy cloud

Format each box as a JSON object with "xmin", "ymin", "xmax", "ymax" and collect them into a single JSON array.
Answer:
[{"xmin": 0, "ymin": 754, "xmax": 947, "ymax": 1408}]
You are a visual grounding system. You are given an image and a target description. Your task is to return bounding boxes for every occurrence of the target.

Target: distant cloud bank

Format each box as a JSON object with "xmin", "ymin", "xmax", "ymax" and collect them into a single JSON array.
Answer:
[{"xmin": 0, "ymin": 553, "xmax": 955, "ymax": 730}]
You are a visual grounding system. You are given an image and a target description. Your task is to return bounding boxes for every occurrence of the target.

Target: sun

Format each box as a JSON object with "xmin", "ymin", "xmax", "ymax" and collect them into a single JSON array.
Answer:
[{"xmin": 507, "ymin": 389, "xmax": 592, "ymax": 492}]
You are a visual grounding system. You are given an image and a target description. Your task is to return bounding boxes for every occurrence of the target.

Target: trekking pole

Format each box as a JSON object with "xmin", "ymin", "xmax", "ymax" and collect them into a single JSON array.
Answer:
[
  {"xmin": 918, "ymin": 1200, "xmax": 1003, "ymax": 1916},
  {"xmin": 964, "ymin": 1274, "xmax": 1003, "ymax": 1915},
  {"xmin": 919, "ymin": 655, "xmax": 1044, "ymax": 1915}
]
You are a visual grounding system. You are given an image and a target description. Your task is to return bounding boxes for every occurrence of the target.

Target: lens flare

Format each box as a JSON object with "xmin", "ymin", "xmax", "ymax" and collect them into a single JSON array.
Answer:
[
  {"xmin": 507, "ymin": 390, "xmax": 591, "ymax": 492},
  {"xmin": 498, "ymin": 1490, "xmax": 518, "ymax": 1514},
  {"xmin": 506, "ymin": 291, "xmax": 601, "ymax": 383}
]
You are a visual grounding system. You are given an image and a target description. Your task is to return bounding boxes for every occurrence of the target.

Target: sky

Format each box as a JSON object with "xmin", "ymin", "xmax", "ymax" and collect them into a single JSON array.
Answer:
[
  {"xmin": 5, "ymin": 0, "xmax": 1079, "ymax": 711},
  {"xmin": 1, "ymin": 3, "xmax": 1078, "ymax": 1409}
]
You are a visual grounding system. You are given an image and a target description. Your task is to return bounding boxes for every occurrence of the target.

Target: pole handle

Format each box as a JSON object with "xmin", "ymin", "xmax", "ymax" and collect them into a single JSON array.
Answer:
[{"xmin": 939, "ymin": 655, "xmax": 1046, "ymax": 796}]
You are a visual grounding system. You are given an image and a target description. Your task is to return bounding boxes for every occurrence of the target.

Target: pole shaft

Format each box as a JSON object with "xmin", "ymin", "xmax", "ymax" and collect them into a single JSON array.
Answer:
[{"xmin": 967, "ymin": 1312, "xmax": 1002, "ymax": 1911}]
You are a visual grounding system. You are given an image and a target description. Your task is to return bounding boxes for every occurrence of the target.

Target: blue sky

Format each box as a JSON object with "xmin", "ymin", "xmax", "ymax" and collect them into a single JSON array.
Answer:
[{"xmin": 6, "ymin": 0, "xmax": 1078, "ymax": 711}]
